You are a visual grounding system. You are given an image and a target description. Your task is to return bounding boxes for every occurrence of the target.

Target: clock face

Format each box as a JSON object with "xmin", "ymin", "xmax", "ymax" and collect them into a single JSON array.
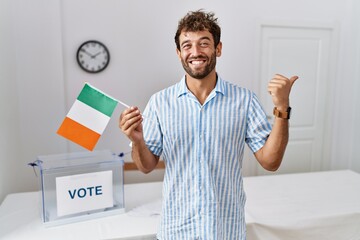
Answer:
[{"xmin": 76, "ymin": 40, "xmax": 110, "ymax": 73}]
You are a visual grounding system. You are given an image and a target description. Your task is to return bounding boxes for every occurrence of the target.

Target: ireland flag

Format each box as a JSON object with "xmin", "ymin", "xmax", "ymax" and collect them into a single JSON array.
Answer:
[{"xmin": 57, "ymin": 83, "xmax": 118, "ymax": 151}]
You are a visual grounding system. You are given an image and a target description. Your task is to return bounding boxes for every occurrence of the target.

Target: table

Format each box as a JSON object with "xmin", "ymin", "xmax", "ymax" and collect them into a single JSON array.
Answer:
[
  {"xmin": 1, "ymin": 170, "xmax": 360, "ymax": 239},
  {"xmin": 0, "ymin": 182, "xmax": 163, "ymax": 240},
  {"xmin": 244, "ymin": 170, "xmax": 360, "ymax": 240}
]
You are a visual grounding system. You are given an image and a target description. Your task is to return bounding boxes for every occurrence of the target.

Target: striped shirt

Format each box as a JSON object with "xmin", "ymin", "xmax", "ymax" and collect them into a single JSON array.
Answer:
[{"xmin": 142, "ymin": 75, "xmax": 272, "ymax": 240}]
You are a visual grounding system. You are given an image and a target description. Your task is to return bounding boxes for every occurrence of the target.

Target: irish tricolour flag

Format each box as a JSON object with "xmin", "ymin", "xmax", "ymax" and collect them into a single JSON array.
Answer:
[{"xmin": 57, "ymin": 83, "xmax": 118, "ymax": 151}]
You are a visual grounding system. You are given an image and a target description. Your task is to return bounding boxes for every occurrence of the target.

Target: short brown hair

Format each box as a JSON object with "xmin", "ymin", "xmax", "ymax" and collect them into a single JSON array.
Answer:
[{"xmin": 175, "ymin": 10, "xmax": 221, "ymax": 50}]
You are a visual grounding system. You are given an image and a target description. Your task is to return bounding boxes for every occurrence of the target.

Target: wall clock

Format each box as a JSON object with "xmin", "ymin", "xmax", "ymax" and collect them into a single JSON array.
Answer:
[{"xmin": 76, "ymin": 40, "xmax": 110, "ymax": 73}]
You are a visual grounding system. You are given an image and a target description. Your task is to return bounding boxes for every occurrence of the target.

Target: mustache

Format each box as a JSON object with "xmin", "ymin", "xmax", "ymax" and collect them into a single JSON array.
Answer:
[{"xmin": 188, "ymin": 55, "xmax": 208, "ymax": 61}]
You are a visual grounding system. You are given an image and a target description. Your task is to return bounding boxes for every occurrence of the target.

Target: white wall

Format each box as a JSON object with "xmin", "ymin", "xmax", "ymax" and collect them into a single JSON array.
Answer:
[
  {"xmin": 349, "ymin": 0, "xmax": 360, "ymax": 172},
  {"xmin": 1, "ymin": 0, "xmax": 359, "ymax": 203},
  {"xmin": 330, "ymin": 0, "xmax": 360, "ymax": 171},
  {"xmin": 0, "ymin": 0, "xmax": 67, "ymax": 203},
  {"xmin": 0, "ymin": 0, "xmax": 21, "ymax": 203}
]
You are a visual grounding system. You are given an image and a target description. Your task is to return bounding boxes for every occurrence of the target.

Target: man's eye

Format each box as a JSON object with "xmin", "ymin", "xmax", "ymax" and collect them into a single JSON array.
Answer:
[
  {"xmin": 182, "ymin": 44, "xmax": 191, "ymax": 50},
  {"xmin": 200, "ymin": 42, "xmax": 210, "ymax": 47}
]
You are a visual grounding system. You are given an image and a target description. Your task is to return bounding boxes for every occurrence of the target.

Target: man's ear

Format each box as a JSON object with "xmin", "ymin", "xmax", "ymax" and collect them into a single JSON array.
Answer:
[
  {"xmin": 216, "ymin": 41, "xmax": 222, "ymax": 57},
  {"xmin": 176, "ymin": 48, "xmax": 182, "ymax": 60}
]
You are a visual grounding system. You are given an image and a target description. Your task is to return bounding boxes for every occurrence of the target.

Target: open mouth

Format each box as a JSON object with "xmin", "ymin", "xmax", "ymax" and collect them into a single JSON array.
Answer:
[{"xmin": 189, "ymin": 59, "xmax": 206, "ymax": 66}]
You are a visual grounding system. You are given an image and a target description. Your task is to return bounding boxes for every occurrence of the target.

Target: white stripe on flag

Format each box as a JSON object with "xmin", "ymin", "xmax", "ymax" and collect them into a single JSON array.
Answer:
[{"xmin": 67, "ymin": 100, "xmax": 111, "ymax": 134}]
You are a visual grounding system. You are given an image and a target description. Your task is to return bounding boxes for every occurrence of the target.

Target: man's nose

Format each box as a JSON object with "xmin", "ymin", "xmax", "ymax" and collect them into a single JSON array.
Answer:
[{"xmin": 191, "ymin": 45, "xmax": 202, "ymax": 56}]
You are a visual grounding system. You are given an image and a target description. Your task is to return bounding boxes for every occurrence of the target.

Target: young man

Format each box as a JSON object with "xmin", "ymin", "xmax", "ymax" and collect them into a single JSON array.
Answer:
[{"xmin": 119, "ymin": 10, "xmax": 298, "ymax": 240}]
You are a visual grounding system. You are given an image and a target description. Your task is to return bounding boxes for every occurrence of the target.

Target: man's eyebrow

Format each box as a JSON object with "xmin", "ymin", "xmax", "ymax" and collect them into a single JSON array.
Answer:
[
  {"xmin": 199, "ymin": 36, "xmax": 211, "ymax": 41},
  {"xmin": 180, "ymin": 36, "xmax": 212, "ymax": 47},
  {"xmin": 180, "ymin": 40, "xmax": 191, "ymax": 47}
]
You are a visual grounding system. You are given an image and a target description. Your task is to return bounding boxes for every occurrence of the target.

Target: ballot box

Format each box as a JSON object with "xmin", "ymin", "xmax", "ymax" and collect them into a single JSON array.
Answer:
[{"xmin": 34, "ymin": 150, "xmax": 125, "ymax": 227}]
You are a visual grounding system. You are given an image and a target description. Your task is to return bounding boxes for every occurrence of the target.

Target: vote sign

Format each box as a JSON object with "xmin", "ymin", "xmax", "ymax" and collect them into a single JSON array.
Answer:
[{"xmin": 56, "ymin": 170, "xmax": 113, "ymax": 217}]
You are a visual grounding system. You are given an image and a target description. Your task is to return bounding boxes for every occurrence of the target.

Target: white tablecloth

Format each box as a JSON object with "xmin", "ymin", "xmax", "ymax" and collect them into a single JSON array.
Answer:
[
  {"xmin": 0, "ymin": 182, "xmax": 163, "ymax": 240},
  {"xmin": 244, "ymin": 170, "xmax": 360, "ymax": 240},
  {"xmin": 1, "ymin": 170, "xmax": 360, "ymax": 239}
]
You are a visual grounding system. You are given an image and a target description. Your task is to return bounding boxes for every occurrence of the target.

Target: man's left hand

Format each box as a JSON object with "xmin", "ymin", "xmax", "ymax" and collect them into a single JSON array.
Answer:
[{"xmin": 268, "ymin": 74, "xmax": 299, "ymax": 110}]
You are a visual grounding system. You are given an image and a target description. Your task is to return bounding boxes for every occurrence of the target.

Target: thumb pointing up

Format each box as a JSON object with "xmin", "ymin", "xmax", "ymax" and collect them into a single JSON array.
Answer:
[{"xmin": 289, "ymin": 76, "xmax": 299, "ymax": 87}]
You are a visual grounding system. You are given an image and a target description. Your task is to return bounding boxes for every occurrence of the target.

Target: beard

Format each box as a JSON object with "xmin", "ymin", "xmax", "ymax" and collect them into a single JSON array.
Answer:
[{"xmin": 180, "ymin": 52, "xmax": 217, "ymax": 79}]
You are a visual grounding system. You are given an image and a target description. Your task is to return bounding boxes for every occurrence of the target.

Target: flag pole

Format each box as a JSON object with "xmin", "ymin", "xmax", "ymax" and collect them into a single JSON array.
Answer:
[
  {"xmin": 117, "ymin": 99, "xmax": 130, "ymax": 109},
  {"xmin": 85, "ymin": 82, "xmax": 156, "ymax": 124},
  {"xmin": 116, "ymin": 99, "xmax": 156, "ymax": 125}
]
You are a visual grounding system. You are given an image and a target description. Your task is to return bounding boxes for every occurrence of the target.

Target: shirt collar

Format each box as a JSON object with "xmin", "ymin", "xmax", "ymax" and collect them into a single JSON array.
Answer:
[{"xmin": 177, "ymin": 74, "xmax": 226, "ymax": 98}]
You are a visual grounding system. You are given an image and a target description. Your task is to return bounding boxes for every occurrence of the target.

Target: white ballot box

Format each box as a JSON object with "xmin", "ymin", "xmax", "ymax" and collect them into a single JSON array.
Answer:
[{"xmin": 34, "ymin": 150, "xmax": 125, "ymax": 227}]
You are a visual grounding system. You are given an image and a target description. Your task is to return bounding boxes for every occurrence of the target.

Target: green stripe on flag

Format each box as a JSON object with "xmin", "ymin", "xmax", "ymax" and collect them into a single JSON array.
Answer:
[{"xmin": 77, "ymin": 83, "xmax": 118, "ymax": 117}]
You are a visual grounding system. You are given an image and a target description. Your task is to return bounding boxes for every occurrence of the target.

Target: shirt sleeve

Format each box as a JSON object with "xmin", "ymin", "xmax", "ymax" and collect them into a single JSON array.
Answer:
[
  {"xmin": 245, "ymin": 93, "xmax": 272, "ymax": 153},
  {"xmin": 142, "ymin": 94, "xmax": 163, "ymax": 157}
]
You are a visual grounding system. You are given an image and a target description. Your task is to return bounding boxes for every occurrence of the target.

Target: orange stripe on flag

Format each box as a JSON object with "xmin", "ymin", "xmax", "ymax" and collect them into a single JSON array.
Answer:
[{"xmin": 57, "ymin": 117, "xmax": 101, "ymax": 151}]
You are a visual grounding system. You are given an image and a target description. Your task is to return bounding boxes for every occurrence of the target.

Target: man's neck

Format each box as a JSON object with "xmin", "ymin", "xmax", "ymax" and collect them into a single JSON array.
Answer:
[{"xmin": 185, "ymin": 71, "xmax": 217, "ymax": 105}]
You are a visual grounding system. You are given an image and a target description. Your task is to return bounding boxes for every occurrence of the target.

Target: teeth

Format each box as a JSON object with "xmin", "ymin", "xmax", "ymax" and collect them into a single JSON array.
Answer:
[{"xmin": 191, "ymin": 60, "xmax": 204, "ymax": 65}]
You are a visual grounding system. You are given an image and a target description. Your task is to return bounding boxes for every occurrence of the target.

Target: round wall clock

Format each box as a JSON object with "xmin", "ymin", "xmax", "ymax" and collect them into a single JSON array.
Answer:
[{"xmin": 76, "ymin": 40, "xmax": 110, "ymax": 73}]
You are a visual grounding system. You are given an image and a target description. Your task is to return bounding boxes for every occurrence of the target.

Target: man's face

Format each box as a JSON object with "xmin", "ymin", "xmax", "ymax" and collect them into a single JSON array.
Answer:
[{"xmin": 177, "ymin": 30, "xmax": 222, "ymax": 79}]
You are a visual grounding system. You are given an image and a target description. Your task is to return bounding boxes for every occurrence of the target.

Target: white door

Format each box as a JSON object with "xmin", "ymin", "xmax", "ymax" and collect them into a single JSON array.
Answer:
[{"xmin": 257, "ymin": 22, "xmax": 337, "ymax": 175}]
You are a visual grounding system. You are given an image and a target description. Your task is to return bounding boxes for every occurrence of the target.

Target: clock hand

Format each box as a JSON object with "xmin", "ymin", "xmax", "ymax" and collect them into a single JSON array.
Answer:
[
  {"xmin": 80, "ymin": 49, "xmax": 92, "ymax": 57},
  {"xmin": 91, "ymin": 52, "xmax": 102, "ymax": 58}
]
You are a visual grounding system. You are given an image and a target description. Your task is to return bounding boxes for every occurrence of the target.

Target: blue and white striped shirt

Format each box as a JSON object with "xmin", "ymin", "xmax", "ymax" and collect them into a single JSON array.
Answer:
[{"xmin": 142, "ymin": 75, "xmax": 272, "ymax": 240}]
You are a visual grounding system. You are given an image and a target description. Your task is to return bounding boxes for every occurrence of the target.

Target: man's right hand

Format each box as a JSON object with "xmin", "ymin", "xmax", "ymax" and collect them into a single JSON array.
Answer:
[
  {"xmin": 119, "ymin": 106, "xmax": 144, "ymax": 143},
  {"xmin": 119, "ymin": 107, "xmax": 159, "ymax": 173}
]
